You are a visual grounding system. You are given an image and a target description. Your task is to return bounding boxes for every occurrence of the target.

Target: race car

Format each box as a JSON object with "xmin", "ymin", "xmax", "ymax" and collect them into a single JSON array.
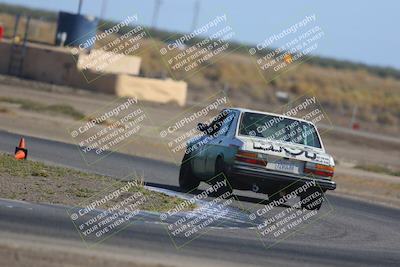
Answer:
[{"xmin": 179, "ymin": 108, "xmax": 336, "ymax": 210}]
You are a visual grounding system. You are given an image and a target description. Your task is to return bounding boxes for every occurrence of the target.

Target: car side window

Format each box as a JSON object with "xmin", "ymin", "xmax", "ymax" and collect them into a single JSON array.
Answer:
[
  {"xmin": 205, "ymin": 110, "xmax": 233, "ymax": 136},
  {"xmin": 206, "ymin": 111, "xmax": 226, "ymax": 136},
  {"xmin": 218, "ymin": 110, "xmax": 235, "ymax": 136}
]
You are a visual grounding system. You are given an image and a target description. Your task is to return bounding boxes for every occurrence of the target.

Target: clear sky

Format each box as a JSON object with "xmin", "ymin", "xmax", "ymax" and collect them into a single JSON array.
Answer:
[{"xmin": 1, "ymin": 0, "xmax": 399, "ymax": 69}]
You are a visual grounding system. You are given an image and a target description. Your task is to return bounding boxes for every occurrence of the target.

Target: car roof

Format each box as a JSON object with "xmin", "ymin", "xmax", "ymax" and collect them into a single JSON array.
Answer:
[{"xmin": 229, "ymin": 107, "xmax": 317, "ymax": 126}]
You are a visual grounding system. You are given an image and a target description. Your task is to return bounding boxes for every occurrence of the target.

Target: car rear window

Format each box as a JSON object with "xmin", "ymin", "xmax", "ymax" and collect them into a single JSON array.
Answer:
[{"xmin": 238, "ymin": 112, "xmax": 322, "ymax": 148}]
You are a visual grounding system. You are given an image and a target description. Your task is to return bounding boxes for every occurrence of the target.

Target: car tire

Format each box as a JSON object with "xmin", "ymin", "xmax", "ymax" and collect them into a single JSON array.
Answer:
[
  {"xmin": 300, "ymin": 188, "xmax": 324, "ymax": 210},
  {"xmin": 212, "ymin": 156, "xmax": 233, "ymax": 198},
  {"xmin": 179, "ymin": 153, "xmax": 200, "ymax": 192}
]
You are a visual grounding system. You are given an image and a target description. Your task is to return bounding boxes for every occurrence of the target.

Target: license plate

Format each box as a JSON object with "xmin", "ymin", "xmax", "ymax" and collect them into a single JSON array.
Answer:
[{"xmin": 267, "ymin": 159, "xmax": 301, "ymax": 174}]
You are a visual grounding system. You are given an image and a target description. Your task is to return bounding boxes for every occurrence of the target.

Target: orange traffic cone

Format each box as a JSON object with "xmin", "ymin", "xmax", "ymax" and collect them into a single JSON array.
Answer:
[{"xmin": 15, "ymin": 137, "xmax": 28, "ymax": 160}]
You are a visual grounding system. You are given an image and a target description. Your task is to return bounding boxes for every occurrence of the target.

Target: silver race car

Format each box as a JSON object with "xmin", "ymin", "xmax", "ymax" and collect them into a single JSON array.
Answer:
[{"xmin": 179, "ymin": 108, "xmax": 336, "ymax": 210}]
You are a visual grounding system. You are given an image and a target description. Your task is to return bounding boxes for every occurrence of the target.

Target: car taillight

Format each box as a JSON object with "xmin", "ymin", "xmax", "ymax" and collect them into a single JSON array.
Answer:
[
  {"xmin": 235, "ymin": 150, "xmax": 267, "ymax": 166},
  {"xmin": 304, "ymin": 162, "xmax": 334, "ymax": 177}
]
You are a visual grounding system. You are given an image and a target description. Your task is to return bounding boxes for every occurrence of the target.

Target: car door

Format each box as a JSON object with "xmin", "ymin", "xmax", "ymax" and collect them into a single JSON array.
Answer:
[
  {"xmin": 191, "ymin": 112, "xmax": 224, "ymax": 177},
  {"xmin": 190, "ymin": 133, "xmax": 209, "ymax": 176},
  {"xmin": 203, "ymin": 110, "xmax": 236, "ymax": 177}
]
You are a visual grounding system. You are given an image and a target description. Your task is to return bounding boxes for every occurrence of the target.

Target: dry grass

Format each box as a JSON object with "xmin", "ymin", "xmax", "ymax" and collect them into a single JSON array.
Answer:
[
  {"xmin": 334, "ymin": 174, "xmax": 400, "ymax": 207},
  {"xmin": 0, "ymin": 97, "xmax": 85, "ymax": 120},
  {"xmin": 0, "ymin": 154, "xmax": 195, "ymax": 212},
  {"xmin": 355, "ymin": 164, "xmax": 400, "ymax": 177}
]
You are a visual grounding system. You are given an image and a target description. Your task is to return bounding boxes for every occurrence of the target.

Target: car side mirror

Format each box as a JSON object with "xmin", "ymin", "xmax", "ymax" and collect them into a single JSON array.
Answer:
[{"xmin": 197, "ymin": 123, "xmax": 208, "ymax": 132}]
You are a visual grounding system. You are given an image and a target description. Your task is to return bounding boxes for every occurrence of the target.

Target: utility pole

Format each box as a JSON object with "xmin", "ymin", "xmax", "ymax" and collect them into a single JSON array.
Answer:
[
  {"xmin": 191, "ymin": 0, "xmax": 200, "ymax": 32},
  {"xmin": 77, "ymin": 0, "xmax": 84, "ymax": 15},
  {"xmin": 100, "ymin": 0, "xmax": 108, "ymax": 20},
  {"xmin": 152, "ymin": 0, "xmax": 162, "ymax": 28}
]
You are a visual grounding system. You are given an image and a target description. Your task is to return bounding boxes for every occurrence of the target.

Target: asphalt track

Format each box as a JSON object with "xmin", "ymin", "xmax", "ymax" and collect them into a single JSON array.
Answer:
[{"xmin": 0, "ymin": 130, "xmax": 399, "ymax": 266}]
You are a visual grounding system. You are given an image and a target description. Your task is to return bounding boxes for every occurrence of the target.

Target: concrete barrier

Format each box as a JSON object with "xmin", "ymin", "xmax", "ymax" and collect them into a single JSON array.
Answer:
[
  {"xmin": 0, "ymin": 39, "xmax": 187, "ymax": 106},
  {"xmin": 116, "ymin": 75, "xmax": 187, "ymax": 106},
  {"xmin": 77, "ymin": 49, "xmax": 141, "ymax": 76}
]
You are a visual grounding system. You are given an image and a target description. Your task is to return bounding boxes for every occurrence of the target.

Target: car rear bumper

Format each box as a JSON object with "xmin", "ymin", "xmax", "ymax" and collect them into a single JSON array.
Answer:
[{"xmin": 229, "ymin": 162, "xmax": 336, "ymax": 191}]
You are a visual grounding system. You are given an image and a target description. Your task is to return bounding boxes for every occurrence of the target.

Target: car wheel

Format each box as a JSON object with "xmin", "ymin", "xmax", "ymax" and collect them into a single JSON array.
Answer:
[
  {"xmin": 300, "ymin": 188, "xmax": 324, "ymax": 210},
  {"xmin": 212, "ymin": 156, "xmax": 233, "ymax": 198},
  {"xmin": 179, "ymin": 153, "xmax": 200, "ymax": 191}
]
